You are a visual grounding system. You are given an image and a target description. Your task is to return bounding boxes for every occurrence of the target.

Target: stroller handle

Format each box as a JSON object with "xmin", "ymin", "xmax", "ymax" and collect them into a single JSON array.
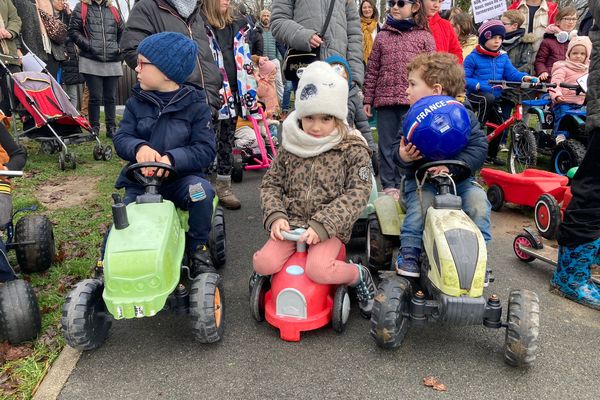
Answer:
[{"xmin": 0, "ymin": 170, "xmax": 23, "ymax": 177}]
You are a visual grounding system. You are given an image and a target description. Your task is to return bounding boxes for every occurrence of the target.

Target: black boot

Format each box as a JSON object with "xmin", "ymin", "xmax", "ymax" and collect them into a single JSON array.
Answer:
[{"xmin": 189, "ymin": 244, "xmax": 216, "ymax": 278}]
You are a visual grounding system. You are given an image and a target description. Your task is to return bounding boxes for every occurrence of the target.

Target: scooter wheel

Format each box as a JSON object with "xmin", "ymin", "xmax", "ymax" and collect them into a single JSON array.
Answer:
[
  {"xmin": 249, "ymin": 274, "xmax": 270, "ymax": 322},
  {"xmin": 487, "ymin": 184, "xmax": 504, "ymax": 212},
  {"xmin": 69, "ymin": 152, "xmax": 77, "ymax": 169},
  {"xmin": 504, "ymin": 289, "xmax": 540, "ymax": 367},
  {"xmin": 58, "ymin": 153, "xmax": 66, "ymax": 171},
  {"xmin": 513, "ymin": 234, "xmax": 536, "ymax": 263},
  {"xmin": 534, "ymin": 194, "xmax": 561, "ymax": 240},
  {"xmin": 231, "ymin": 162, "xmax": 243, "ymax": 183},
  {"xmin": 332, "ymin": 285, "xmax": 350, "ymax": 333}
]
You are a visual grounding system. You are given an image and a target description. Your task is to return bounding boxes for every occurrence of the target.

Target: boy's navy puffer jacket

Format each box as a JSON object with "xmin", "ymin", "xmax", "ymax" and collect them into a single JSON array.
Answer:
[
  {"xmin": 464, "ymin": 47, "xmax": 527, "ymax": 99},
  {"xmin": 113, "ymin": 83, "xmax": 216, "ymax": 189},
  {"xmin": 393, "ymin": 108, "xmax": 487, "ymax": 182}
]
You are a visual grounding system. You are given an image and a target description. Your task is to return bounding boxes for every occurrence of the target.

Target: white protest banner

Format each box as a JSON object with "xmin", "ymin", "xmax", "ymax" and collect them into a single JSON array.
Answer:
[
  {"xmin": 441, "ymin": 0, "xmax": 453, "ymax": 11},
  {"xmin": 471, "ymin": 0, "xmax": 507, "ymax": 23}
]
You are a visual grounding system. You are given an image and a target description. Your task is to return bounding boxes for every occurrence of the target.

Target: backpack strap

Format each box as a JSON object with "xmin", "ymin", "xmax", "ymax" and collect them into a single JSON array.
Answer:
[{"xmin": 109, "ymin": 6, "xmax": 121, "ymax": 24}]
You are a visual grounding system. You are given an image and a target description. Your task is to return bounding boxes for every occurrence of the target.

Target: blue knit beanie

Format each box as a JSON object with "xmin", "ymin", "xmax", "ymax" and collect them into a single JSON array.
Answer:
[
  {"xmin": 325, "ymin": 54, "xmax": 353, "ymax": 88},
  {"xmin": 137, "ymin": 32, "xmax": 198, "ymax": 84},
  {"xmin": 478, "ymin": 19, "xmax": 506, "ymax": 46}
]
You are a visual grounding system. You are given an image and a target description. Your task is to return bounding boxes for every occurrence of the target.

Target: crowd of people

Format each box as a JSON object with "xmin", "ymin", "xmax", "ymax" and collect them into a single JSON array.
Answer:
[{"xmin": 0, "ymin": 0, "xmax": 599, "ymax": 310}]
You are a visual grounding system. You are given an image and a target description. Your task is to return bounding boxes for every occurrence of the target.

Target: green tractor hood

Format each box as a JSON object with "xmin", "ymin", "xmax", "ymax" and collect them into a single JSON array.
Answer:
[{"xmin": 103, "ymin": 201, "xmax": 185, "ymax": 319}]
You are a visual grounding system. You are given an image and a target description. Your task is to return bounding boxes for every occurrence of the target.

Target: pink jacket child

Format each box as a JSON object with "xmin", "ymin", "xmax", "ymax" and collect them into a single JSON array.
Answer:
[
  {"xmin": 254, "ymin": 57, "xmax": 279, "ymax": 119},
  {"xmin": 550, "ymin": 36, "xmax": 592, "ymax": 106},
  {"xmin": 549, "ymin": 36, "xmax": 591, "ymax": 141}
]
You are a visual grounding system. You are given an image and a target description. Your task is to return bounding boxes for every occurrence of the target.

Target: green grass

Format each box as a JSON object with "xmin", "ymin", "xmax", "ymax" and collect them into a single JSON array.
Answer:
[{"xmin": 1, "ymin": 125, "xmax": 124, "ymax": 400}]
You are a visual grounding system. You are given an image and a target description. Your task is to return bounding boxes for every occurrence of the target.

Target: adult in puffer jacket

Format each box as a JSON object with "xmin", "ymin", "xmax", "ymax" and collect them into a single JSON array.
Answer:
[
  {"xmin": 270, "ymin": 0, "xmax": 364, "ymax": 86},
  {"xmin": 551, "ymin": 3, "xmax": 600, "ymax": 310},
  {"xmin": 422, "ymin": 0, "xmax": 463, "ymax": 63},
  {"xmin": 69, "ymin": 0, "xmax": 124, "ymax": 138},
  {"xmin": 120, "ymin": 0, "xmax": 223, "ymax": 116}
]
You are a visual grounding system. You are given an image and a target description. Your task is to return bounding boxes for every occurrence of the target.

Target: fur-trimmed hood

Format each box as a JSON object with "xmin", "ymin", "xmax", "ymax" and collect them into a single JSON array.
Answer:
[{"xmin": 81, "ymin": 0, "xmax": 114, "ymax": 7}]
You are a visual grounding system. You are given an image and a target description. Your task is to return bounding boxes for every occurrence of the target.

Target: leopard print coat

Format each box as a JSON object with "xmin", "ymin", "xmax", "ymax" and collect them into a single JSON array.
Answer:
[{"xmin": 261, "ymin": 134, "xmax": 372, "ymax": 243}]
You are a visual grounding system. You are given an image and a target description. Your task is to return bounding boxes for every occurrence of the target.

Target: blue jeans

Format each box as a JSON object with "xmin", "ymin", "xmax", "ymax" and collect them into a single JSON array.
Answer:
[
  {"xmin": 401, "ymin": 178, "xmax": 492, "ymax": 250},
  {"xmin": 553, "ymin": 103, "xmax": 583, "ymax": 136},
  {"xmin": 123, "ymin": 174, "xmax": 215, "ymax": 251},
  {"xmin": 282, "ymin": 80, "xmax": 294, "ymax": 111}
]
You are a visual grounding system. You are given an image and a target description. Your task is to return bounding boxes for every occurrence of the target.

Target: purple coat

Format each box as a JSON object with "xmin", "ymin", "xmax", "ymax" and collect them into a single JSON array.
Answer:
[
  {"xmin": 534, "ymin": 34, "xmax": 569, "ymax": 76},
  {"xmin": 363, "ymin": 24, "xmax": 435, "ymax": 108}
]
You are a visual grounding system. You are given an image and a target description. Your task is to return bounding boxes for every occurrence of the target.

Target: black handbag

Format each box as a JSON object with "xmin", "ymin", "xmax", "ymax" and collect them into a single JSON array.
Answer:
[{"xmin": 282, "ymin": 0, "xmax": 336, "ymax": 82}]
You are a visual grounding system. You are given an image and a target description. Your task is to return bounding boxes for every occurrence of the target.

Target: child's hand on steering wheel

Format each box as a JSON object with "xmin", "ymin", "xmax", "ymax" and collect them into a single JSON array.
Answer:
[
  {"xmin": 299, "ymin": 227, "xmax": 321, "ymax": 245},
  {"xmin": 135, "ymin": 145, "xmax": 162, "ymax": 176},
  {"xmin": 427, "ymin": 165, "xmax": 449, "ymax": 176},
  {"xmin": 399, "ymin": 137, "xmax": 423, "ymax": 163},
  {"xmin": 270, "ymin": 218, "xmax": 290, "ymax": 241}
]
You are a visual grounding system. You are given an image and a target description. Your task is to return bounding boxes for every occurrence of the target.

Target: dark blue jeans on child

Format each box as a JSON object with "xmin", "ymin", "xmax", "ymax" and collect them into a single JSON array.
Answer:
[{"xmin": 123, "ymin": 174, "xmax": 215, "ymax": 252}]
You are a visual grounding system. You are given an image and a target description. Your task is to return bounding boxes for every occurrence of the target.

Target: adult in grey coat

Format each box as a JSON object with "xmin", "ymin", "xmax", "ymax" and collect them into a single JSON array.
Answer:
[
  {"xmin": 120, "ymin": 0, "xmax": 223, "ymax": 114},
  {"xmin": 270, "ymin": 0, "xmax": 364, "ymax": 86}
]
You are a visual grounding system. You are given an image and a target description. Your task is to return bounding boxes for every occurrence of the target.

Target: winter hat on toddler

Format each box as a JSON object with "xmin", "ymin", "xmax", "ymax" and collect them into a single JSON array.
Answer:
[
  {"xmin": 325, "ymin": 54, "xmax": 353, "ymax": 88},
  {"xmin": 478, "ymin": 19, "xmax": 506, "ymax": 46},
  {"xmin": 257, "ymin": 57, "xmax": 276, "ymax": 77},
  {"xmin": 295, "ymin": 61, "xmax": 348, "ymax": 121},
  {"xmin": 137, "ymin": 32, "xmax": 198, "ymax": 84},
  {"xmin": 567, "ymin": 36, "xmax": 593, "ymax": 64}
]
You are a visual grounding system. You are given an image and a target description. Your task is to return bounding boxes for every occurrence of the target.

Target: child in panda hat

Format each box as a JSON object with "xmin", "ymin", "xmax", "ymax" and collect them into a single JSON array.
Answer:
[{"xmin": 253, "ymin": 61, "xmax": 377, "ymax": 317}]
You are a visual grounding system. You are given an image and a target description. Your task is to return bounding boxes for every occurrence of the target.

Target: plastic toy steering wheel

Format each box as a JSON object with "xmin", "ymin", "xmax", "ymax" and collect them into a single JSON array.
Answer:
[
  {"xmin": 125, "ymin": 162, "xmax": 177, "ymax": 191},
  {"xmin": 415, "ymin": 160, "xmax": 471, "ymax": 183},
  {"xmin": 281, "ymin": 228, "xmax": 307, "ymax": 242}
]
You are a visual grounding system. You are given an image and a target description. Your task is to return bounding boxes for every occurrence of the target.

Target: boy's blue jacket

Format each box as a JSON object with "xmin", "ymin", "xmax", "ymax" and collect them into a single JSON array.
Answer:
[
  {"xmin": 464, "ymin": 47, "xmax": 527, "ymax": 99},
  {"xmin": 113, "ymin": 83, "xmax": 216, "ymax": 188},
  {"xmin": 393, "ymin": 108, "xmax": 487, "ymax": 181}
]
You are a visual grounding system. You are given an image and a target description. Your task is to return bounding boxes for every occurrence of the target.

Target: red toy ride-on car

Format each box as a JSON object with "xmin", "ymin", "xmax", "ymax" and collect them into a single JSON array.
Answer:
[{"xmin": 249, "ymin": 228, "xmax": 351, "ymax": 341}]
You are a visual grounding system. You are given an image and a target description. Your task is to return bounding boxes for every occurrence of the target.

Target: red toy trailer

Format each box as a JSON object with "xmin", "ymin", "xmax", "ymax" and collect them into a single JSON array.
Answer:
[{"xmin": 480, "ymin": 168, "xmax": 572, "ymax": 239}]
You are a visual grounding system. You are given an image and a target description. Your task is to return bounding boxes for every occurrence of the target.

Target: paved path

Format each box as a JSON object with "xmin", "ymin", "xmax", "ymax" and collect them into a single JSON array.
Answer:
[{"xmin": 58, "ymin": 171, "xmax": 600, "ymax": 399}]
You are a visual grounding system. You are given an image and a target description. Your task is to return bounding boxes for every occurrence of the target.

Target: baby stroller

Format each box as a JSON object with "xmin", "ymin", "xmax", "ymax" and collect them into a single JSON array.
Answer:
[
  {"xmin": 0, "ymin": 46, "xmax": 112, "ymax": 170},
  {"xmin": 231, "ymin": 106, "xmax": 278, "ymax": 183}
]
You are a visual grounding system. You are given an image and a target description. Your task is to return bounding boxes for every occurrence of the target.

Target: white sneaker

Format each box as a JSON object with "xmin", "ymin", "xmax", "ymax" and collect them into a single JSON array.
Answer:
[
  {"xmin": 555, "ymin": 134, "xmax": 566, "ymax": 145},
  {"xmin": 499, "ymin": 144, "xmax": 508, "ymax": 152}
]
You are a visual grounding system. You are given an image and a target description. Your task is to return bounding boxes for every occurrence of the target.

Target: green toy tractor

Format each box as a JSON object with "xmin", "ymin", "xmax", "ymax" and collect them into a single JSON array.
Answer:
[
  {"xmin": 61, "ymin": 162, "xmax": 226, "ymax": 350},
  {"xmin": 369, "ymin": 161, "xmax": 540, "ymax": 367}
]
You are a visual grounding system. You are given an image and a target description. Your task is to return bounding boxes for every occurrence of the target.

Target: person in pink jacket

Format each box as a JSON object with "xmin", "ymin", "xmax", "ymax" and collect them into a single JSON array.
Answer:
[
  {"xmin": 422, "ymin": 0, "xmax": 463, "ymax": 63},
  {"xmin": 362, "ymin": 0, "xmax": 435, "ymax": 200},
  {"xmin": 550, "ymin": 36, "xmax": 592, "ymax": 144}
]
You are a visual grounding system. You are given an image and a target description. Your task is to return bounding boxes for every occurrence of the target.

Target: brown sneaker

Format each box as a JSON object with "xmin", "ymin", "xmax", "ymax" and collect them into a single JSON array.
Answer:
[{"xmin": 215, "ymin": 177, "xmax": 241, "ymax": 210}]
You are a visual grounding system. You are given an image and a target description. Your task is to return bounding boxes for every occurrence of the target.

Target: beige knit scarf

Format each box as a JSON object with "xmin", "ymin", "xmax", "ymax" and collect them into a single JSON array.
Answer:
[{"xmin": 281, "ymin": 111, "xmax": 343, "ymax": 158}]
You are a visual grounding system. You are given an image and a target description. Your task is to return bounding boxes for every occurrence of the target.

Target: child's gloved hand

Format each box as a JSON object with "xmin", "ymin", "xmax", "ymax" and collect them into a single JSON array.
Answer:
[
  {"xmin": 399, "ymin": 137, "xmax": 423, "ymax": 163},
  {"xmin": 299, "ymin": 227, "xmax": 321, "ymax": 245},
  {"xmin": 270, "ymin": 218, "xmax": 290, "ymax": 241}
]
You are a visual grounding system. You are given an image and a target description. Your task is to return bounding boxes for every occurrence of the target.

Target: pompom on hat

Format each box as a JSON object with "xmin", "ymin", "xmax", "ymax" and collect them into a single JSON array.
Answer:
[
  {"xmin": 295, "ymin": 61, "xmax": 348, "ymax": 121},
  {"xmin": 137, "ymin": 32, "xmax": 198, "ymax": 84},
  {"xmin": 478, "ymin": 19, "xmax": 506, "ymax": 46}
]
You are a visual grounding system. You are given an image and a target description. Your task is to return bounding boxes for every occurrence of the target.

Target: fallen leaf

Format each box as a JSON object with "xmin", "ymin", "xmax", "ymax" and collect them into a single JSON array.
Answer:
[{"xmin": 423, "ymin": 376, "xmax": 448, "ymax": 392}]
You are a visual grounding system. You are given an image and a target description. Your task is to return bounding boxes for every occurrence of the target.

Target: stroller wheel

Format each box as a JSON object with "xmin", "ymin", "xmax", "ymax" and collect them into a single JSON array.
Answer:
[
  {"xmin": 41, "ymin": 141, "xmax": 54, "ymax": 155},
  {"xmin": 93, "ymin": 145, "xmax": 103, "ymax": 161},
  {"xmin": 102, "ymin": 146, "xmax": 113, "ymax": 161},
  {"xmin": 58, "ymin": 153, "xmax": 66, "ymax": 171},
  {"xmin": 68, "ymin": 152, "xmax": 77, "ymax": 169}
]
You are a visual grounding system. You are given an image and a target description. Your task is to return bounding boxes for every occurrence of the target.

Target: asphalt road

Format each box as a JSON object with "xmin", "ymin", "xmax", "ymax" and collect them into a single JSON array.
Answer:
[{"xmin": 59, "ymin": 170, "xmax": 600, "ymax": 400}]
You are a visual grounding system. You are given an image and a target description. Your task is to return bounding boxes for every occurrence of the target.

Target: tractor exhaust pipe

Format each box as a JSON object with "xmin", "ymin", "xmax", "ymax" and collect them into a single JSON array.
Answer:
[{"xmin": 111, "ymin": 193, "xmax": 129, "ymax": 230}]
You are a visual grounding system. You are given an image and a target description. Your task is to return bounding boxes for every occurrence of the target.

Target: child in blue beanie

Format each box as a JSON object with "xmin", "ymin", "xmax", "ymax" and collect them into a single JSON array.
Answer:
[
  {"xmin": 325, "ymin": 55, "xmax": 378, "ymax": 175},
  {"xmin": 112, "ymin": 32, "xmax": 218, "ymax": 278}
]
